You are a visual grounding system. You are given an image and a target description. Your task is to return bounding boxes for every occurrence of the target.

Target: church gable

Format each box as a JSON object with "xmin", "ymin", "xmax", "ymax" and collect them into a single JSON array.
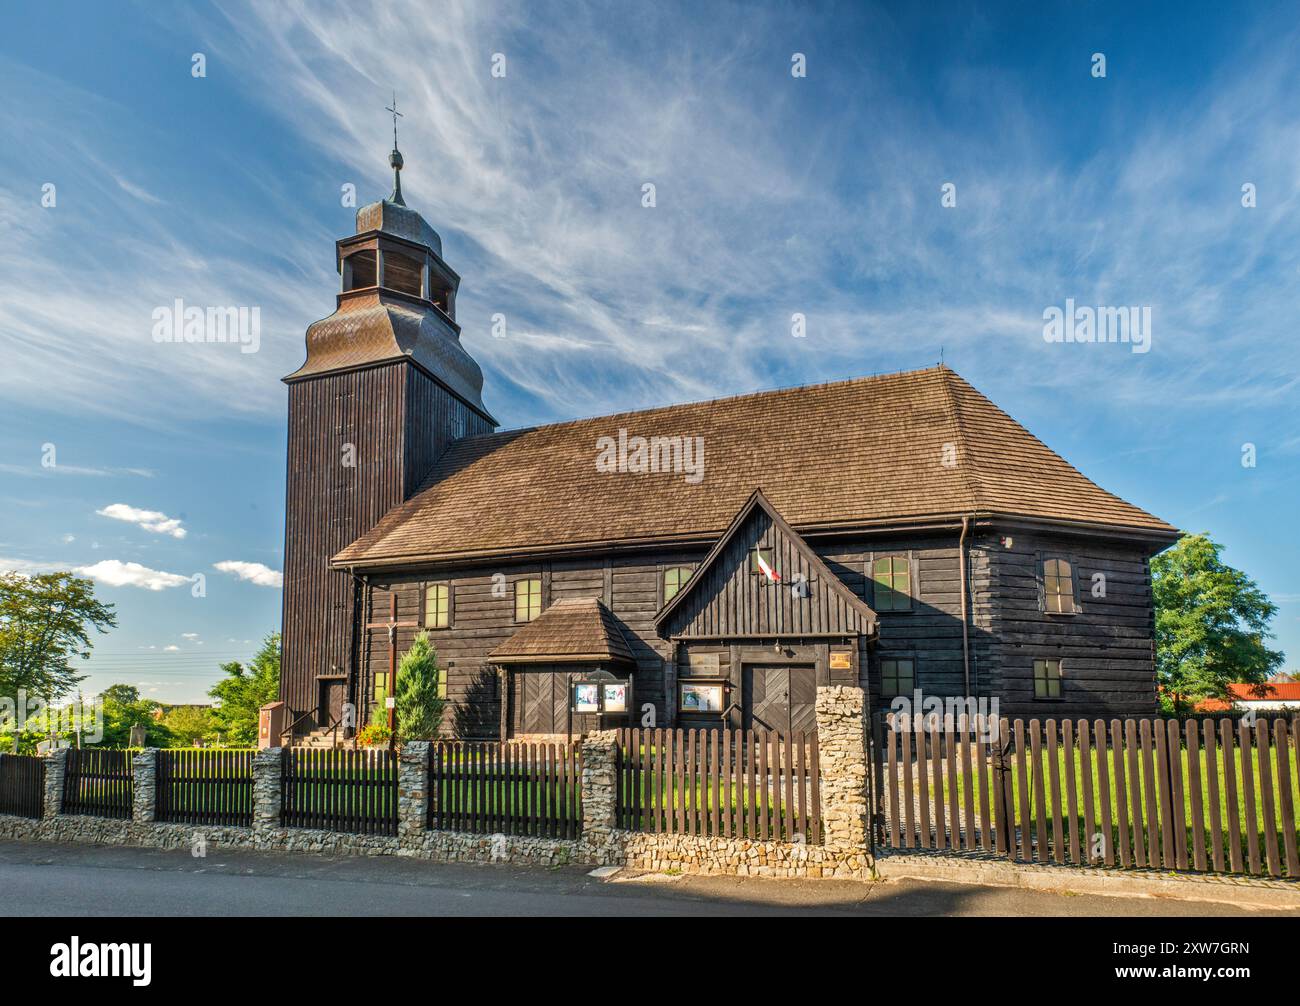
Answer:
[{"xmin": 657, "ymin": 490, "xmax": 877, "ymax": 640}]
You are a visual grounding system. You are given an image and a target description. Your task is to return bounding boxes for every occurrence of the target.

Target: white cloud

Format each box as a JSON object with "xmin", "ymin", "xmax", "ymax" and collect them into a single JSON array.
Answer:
[
  {"xmin": 61, "ymin": 534, "xmax": 76, "ymax": 544},
  {"xmin": 96, "ymin": 503, "xmax": 187, "ymax": 539},
  {"xmin": 77, "ymin": 559, "xmax": 191, "ymax": 591},
  {"xmin": 163, "ymin": 645, "xmax": 180, "ymax": 652},
  {"xmin": 0, "ymin": 557, "xmax": 63, "ymax": 575},
  {"xmin": 181, "ymin": 632, "xmax": 200, "ymax": 640},
  {"xmin": 214, "ymin": 560, "xmax": 283, "ymax": 588}
]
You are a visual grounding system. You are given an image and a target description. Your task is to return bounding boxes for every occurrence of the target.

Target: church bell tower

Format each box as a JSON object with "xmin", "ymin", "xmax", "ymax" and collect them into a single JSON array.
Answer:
[{"xmin": 279, "ymin": 111, "xmax": 496, "ymax": 735}]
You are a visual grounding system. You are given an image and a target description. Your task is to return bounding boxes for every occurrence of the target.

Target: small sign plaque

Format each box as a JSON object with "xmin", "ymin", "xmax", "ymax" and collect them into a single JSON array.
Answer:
[
  {"xmin": 688, "ymin": 652, "xmax": 720, "ymax": 674},
  {"xmin": 829, "ymin": 651, "xmax": 853, "ymax": 670}
]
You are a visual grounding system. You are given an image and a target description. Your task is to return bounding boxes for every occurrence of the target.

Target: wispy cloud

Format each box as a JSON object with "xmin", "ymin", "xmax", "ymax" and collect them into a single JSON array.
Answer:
[
  {"xmin": 214, "ymin": 560, "xmax": 283, "ymax": 588},
  {"xmin": 95, "ymin": 503, "xmax": 187, "ymax": 539},
  {"xmin": 77, "ymin": 559, "xmax": 191, "ymax": 590}
]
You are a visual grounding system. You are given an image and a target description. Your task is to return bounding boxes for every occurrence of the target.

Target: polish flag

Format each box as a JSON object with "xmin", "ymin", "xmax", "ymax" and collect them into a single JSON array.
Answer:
[{"xmin": 756, "ymin": 553, "xmax": 781, "ymax": 583}]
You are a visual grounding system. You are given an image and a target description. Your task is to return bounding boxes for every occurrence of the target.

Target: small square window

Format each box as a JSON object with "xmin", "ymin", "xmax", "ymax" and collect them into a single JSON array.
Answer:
[
  {"xmin": 425, "ymin": 583, "xmax": 451, "ymax": 629},
  {"xmin": 881, "ymin": 658, "xmax": 915, "ymax": 697},
  {"xmin": 1033, "ymin": 659, "xmax": 1063, "ymax": 699},
  {"xmin": 872, "ymin": 555, "xmax": 912, "ymax": 611},
  {"xmin": 514, "ymin": 577, "xmax": 542, "ymax": 622}
]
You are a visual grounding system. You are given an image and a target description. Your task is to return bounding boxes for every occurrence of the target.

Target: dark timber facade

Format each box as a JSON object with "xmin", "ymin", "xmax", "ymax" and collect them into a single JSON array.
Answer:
[{"xmin": 279, "ymin": 153, "xmax": 1180, "ymax": 741}]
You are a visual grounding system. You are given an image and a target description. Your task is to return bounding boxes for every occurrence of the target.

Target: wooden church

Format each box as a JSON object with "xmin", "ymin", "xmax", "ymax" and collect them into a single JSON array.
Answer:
[{"xmin": 279, "ymin": 144, "xmax": 1180, "ymax": 743}]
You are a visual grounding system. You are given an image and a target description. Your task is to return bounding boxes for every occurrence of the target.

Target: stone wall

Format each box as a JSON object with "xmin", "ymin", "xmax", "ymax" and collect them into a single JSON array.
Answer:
[{"xmin": 0, "ymin": 687, "xmax": 874, "ymax": 881}]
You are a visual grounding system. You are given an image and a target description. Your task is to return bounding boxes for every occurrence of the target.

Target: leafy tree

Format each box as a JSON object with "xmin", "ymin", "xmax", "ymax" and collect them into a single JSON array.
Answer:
[
  {"xmin": 1153, "ymin": 533, "xmax": 1284, "ymax": 713},
  {"xmin": 0, "ymin": 571, "xmax": 116, "ymax": 703},
  {"xmin": 95, "ymin": 684, "xmax": 172, "ymax": 748},
  {"xmin": 394, "ymin": 631, "xmax": 445, "ymax": 741},
  {"xmin": 163, "ymin": 705, "xmax": 214, "ymax": 747},
  {"xmin": 208, "ymin": 633, "xmax": 280, "ymax": 747}
]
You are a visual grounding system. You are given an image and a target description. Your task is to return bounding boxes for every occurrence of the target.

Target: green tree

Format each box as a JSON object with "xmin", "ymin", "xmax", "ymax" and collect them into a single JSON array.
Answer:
[
  {"xmin": 208, "ymin": 633, "xmax": 280, "ymax": 747},
  {"xmin": 95, "ymin": 684, "xmax": 171, "ymax": 748},
  {"xmin": 1153, "ymin": 533, "xmax": 1284, "ymax": 712},
  {"xmin": 0, "ymin": 571, "xmax": 116, "ymax": 704},
  {"xmin": 394, "ymin": 631, "xmax": 445, "ymax": 741},
  {"xmin": 163, "ymin": 705, "xmax": 214, "ymax": 747}
]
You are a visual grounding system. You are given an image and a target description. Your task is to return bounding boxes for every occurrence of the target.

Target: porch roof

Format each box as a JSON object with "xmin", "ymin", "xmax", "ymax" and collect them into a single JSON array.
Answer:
[{"xmin": 489, "ymin": 597, "xmax": 636, "ymax": 665}]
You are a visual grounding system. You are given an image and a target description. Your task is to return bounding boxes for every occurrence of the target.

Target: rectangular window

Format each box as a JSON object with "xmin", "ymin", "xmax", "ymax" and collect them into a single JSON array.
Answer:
[
  {"xmin": 663, "ymin": 566, "xmax": 692, "ymax": 603},
  {"xmin": 424, "ymin": 583, "xmax": 451, "ymax": 628},
  {"xmin": 872, "ymin": 555, "xmax": 912, "ymax": 611},
  {"xmin": 749, "ymin": 547, "xmax": 776, "ymax": 576},
  {"xmin": 514, "ymin": 577, "xmax": 542, "ymax": 622},
  {"xmin": 1042, "ymin": 558, "xmax": 1076, "ymax": 613},
  {"xmin": 880, "ymin": 657, "xmax": 915, "ymax": 697},
  {"xmin": 1034, "ymin": 659, "xmax": 1063, "ymax": 699}
]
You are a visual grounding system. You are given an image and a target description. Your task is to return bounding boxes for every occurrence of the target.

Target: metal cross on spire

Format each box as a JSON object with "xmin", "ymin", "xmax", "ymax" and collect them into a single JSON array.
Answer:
[
  {"xmin": 385, "ymin": 90, "xmax": 406, "ymax": 205},
  {"xmin": 385, "ymin": 90, "xmax": 403, "ymax": 150}
]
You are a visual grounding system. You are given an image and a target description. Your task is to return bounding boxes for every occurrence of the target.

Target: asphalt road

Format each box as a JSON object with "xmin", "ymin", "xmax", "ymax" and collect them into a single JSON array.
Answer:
[{"xmin": 0, "ymin": 839, "xmax": 1290, "ymax": 917}]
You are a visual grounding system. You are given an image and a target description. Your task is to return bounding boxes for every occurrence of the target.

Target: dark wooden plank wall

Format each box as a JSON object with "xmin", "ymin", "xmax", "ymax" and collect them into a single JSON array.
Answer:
[
  {"xmin": 983, "ymin": 530, "xmax": 1158, "ymax": 717},
  {"xmin": 360, "ymin": 526, "xmax": 1160, "ymax": 736},
  {"xmin": 822, "ymin": 532, "xmax": 995, "ymax": 706},
  {"xmin": 281, "ymin": 360, "xmax": 494, "ymax": 725}
]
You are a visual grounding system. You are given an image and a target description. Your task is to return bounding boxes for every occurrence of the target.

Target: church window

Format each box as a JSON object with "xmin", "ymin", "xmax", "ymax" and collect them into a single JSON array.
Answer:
[
  {"xmin": 514, "ymin": 577, "xmax": 542, "ymax": 622},
  {"xmin": 1034, "ymin": 659, "xmax": 1063, "ymax": 699},
  {"xmin": 1042, "ymin": 558, "xmax": 1076, "ymax": 613},
  {"xmin": 871, "ymin": 555, "xmax": 912, "ymax": 611},
  {"xmin": 663, "ymin": 566, "xmax": 692, "ymax": 603},
  {"xmin": 880, "ymin": 658, "xmax": 915, "ymax": 697},
  {"xmin": 425, "ymin": 583, "xmax": 451, "ymax": 629}
]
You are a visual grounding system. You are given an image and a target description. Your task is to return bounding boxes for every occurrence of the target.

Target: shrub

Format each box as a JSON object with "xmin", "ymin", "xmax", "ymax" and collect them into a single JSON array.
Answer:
[{"xmin": 394, "ymin": 631, "xmax": 445, "ymax": 741}]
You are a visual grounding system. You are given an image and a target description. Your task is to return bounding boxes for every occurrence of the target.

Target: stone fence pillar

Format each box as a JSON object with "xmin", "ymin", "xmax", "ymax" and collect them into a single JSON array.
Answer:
[
  {"xmin": 43, "ymin": 748, "xmax": 68, "ymax": 818},
  {"xmin": 580, "ymin": 731, "xmax": 619, "ymax": 857},
  {"xmin": 398, "ymin": 741, "xmax": 430, "ymax": 839},
  {"xmin": 132, "ymin": 748, "xmax": 158, "ymax": 823},
  {"xmin": 252, "ymin": 747, "xmax": 284, "ymax": 836},
  {"xmin": 815, "ymin": 686, "xmax": 869, "ymax": 851}
]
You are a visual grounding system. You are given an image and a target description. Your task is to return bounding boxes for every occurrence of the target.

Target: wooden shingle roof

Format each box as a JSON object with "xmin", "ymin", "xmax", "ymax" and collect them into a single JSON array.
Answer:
[
  {"xmin": 334, "ymin": 366, "xmax": 1176, "ymax": 567},
  {"xmin": 488, "ymin": 597, "xmax": 636, "ymax": 664}
]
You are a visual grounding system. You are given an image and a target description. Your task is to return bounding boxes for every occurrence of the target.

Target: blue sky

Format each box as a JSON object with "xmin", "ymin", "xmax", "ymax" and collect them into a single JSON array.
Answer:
[{"xmin": 1, "ymin": 0, "xmax": 1297, "ymax": 702}]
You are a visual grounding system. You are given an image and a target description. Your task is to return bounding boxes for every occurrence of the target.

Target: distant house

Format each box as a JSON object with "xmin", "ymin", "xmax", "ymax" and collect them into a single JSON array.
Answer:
[{"xmin": 1196, "ymin": 682, "xmax": 1300, "ymax": 713}]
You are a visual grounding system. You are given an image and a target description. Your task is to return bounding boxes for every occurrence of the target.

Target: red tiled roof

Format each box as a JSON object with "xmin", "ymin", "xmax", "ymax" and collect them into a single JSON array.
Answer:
[
  {"xmin": 335, "ymin": 366, "xmax": 1177, "ymax": 567},
  {"xmin": 1195, "ymin": 682, "xmax": 1300, "ymax": 711}
]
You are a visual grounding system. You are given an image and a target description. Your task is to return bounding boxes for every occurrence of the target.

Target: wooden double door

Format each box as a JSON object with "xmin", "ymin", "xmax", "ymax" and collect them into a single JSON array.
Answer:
[
  {"xmin": 514, "ymin": 669, "xmax": 573, "ymax": 736},
  {"xmin": 742, "ymin": 663, "xmax": 817, "ymax": 736}
]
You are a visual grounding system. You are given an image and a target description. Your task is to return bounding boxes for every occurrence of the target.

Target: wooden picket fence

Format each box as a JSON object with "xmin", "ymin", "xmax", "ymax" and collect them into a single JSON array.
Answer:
[
  {"xmin": 281, "ymin": 748, "xmax": 397, "ymax": 836},
  {"xmin": 616, "ymin": 728, "xmax": 822, "ymax": 844},
  {"xmin": 428, "ymin": 741, "xmax": 583, "ymax": 838},
  {"xmin": 62, "ymin": 748, "xmax": 133, "ymax": 819},
  {"xmin": 156, "ymin": 749, "xmax": 254, "ymax": 827},
  {"xmin": 0, "ymin": 753, "xmax": 45, "ymax": 819},
  {"xmin": 876, "ymin": 714, "xmax": 1300, "ymax": 878}
]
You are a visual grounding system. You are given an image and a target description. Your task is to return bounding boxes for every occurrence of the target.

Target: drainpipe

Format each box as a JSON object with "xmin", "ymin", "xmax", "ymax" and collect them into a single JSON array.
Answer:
[{"xmin": 959, "ymin": 517, "xmax": 972, "ymax": 697}]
